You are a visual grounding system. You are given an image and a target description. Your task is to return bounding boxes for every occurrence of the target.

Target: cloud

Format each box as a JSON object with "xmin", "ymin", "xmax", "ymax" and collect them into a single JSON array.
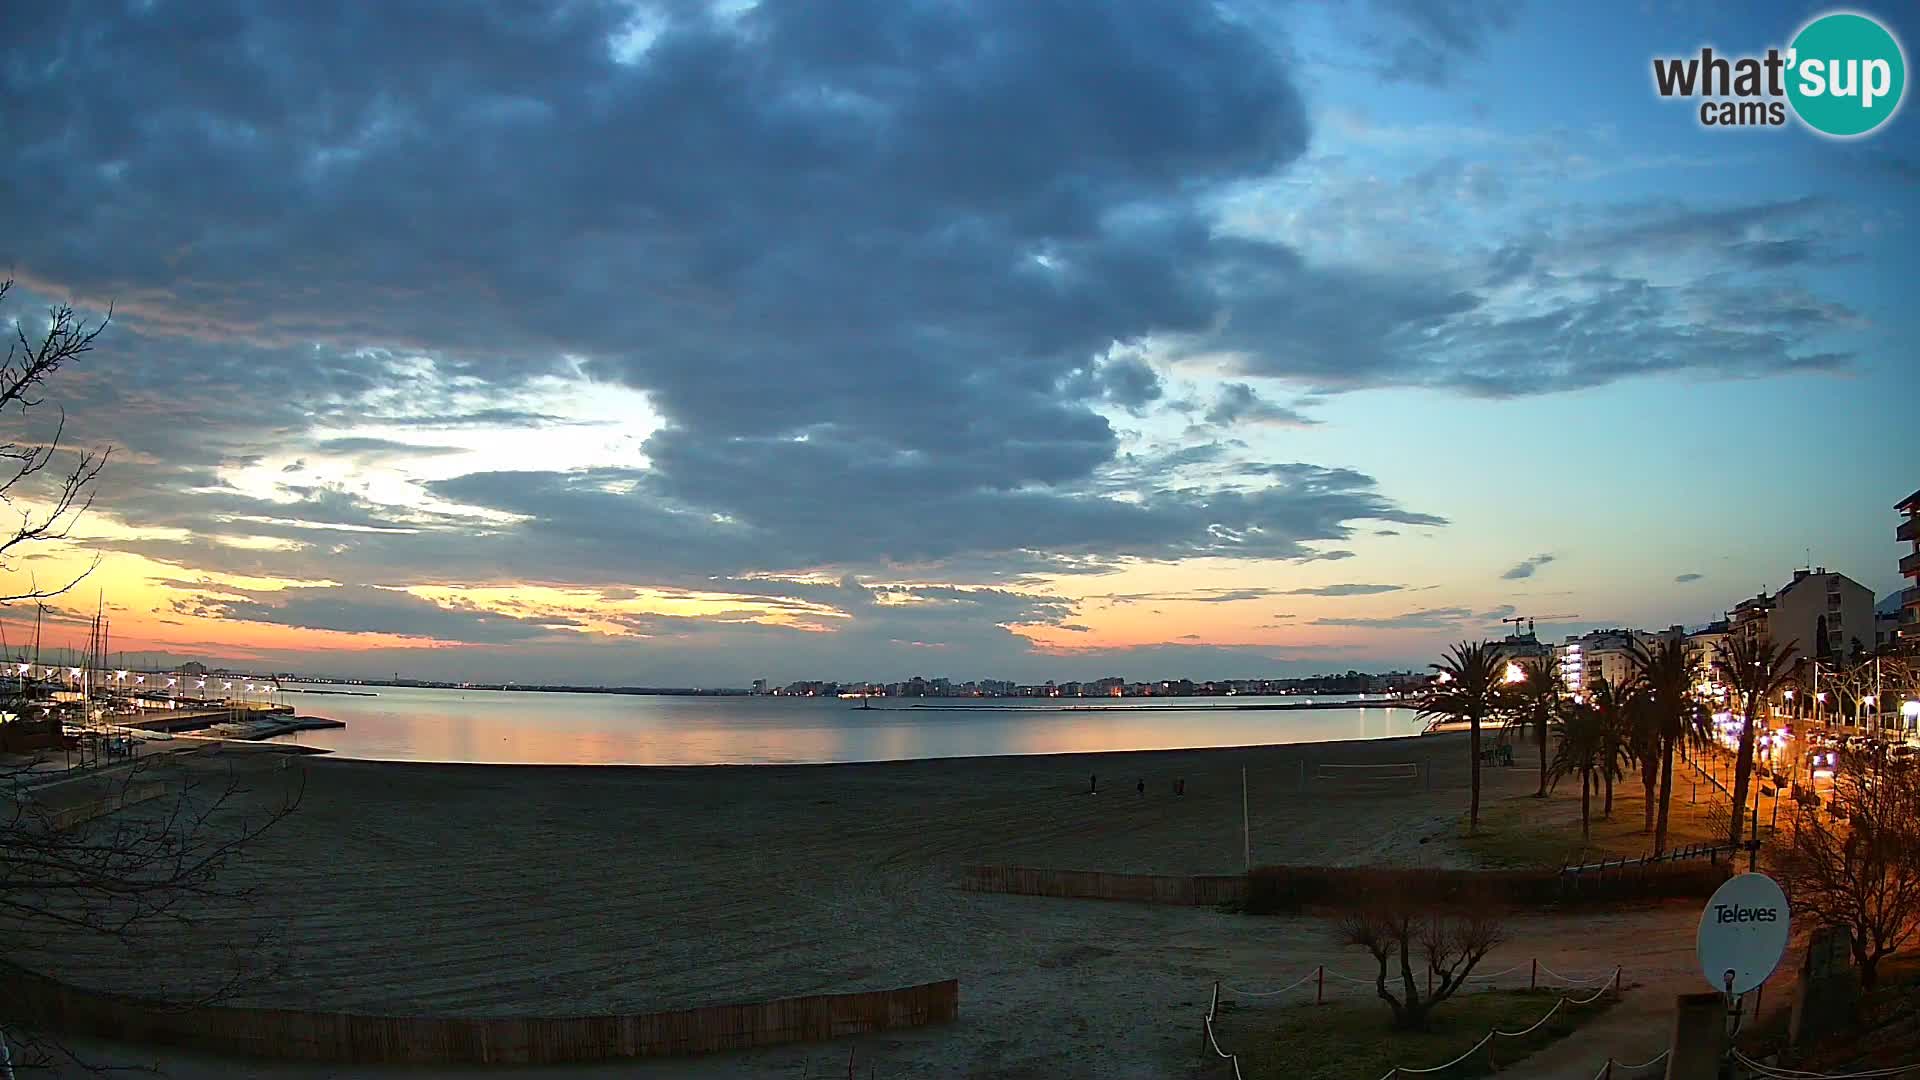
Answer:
[
  {"xmin": 1311, "ymin": 603, "xmax": 1514, "ymax": 630},
  {"xmin": 180, "ymin": 585, "xmax": 572, "ymax": 645},
  {"xmin": 1501, "ymin": 553, "xmax": 1556, "ymax": 580},
  {"xmin": 1203, "ymin": 382, "xmax": 1317, "ymax": 427},
  {"xmin": 0, "ymin": 0, "xmax": 1874, "ymax": 684},
  {"xmin": 1365, "ymin": 0, "xmax": 1523, "ymax": 86},
  {"xmin": 1278, "ymin": 583, "xmax": 1405, "ymax": 596},
  {"xmin": 1674, "ymin": 573, "xmax": 1704, "ymax": 584}
]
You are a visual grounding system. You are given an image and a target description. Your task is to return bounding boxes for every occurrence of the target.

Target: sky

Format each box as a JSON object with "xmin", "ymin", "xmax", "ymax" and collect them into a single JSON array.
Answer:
[{"xmin": 0, "ymin": 0, "xmax": 1915, "ymax": 687}]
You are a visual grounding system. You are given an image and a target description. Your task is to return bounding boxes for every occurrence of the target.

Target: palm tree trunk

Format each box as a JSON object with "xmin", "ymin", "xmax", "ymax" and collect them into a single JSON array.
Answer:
[
  {"xmin": 1580, "ymin": 770, "xmax": 1591, "ymax": 840},
  {"xmin": 1654, "ymin": 739, "xmax": 1675, "ymax": 856},
  {"xmin": 1603, "ymin": 767, "xmax": 1614, "ymax": 818},
  {"xmin": 1642, "ymin": 763, "xmax": 1656, "ymax": 833},
  {"xmin": 1535, "ymin": 718, "xmax": 1548, "ymax": 797},
  {"xmin": 1468, "ymin": 714, "xmax": 1482, "ymax": 834},
  {"xmin": 1729, "ymin": 705, "xmax": 1758, "ymax": 847}
]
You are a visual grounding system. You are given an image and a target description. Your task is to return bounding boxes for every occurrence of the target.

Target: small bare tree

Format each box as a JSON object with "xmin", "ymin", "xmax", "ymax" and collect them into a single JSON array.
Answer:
[
  {"xmin": 1337, "ymin": 876, "xmax": 1507, "ymax": 1030},
  {"xmin": 1776, "ymin": 759, "xmax": 1920, "ymax": 989},
  {"xmin": 0, "ymin": 279, "xmax": 301, "ymax": 1070},
  {"xmin": 0, "ymin": 278, "xmax": 111, "ymax": 605}
]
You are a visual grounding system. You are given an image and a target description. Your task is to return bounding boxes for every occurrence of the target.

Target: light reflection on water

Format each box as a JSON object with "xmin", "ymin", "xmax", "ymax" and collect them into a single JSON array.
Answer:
[{"xmin": 269, "ymin": 685, "xmax": 1422, "ymax": 765}]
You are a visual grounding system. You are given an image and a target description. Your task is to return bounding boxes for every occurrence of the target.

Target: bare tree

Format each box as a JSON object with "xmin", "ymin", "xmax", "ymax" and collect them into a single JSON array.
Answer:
[
  {"xmin": 1777, "ymin": 759, "xmax": 1920, "ymax": 989},
  {"xmin": 0, "ymin": 279, "xmax": 112, "ymax": 605},
  {"xmin": 1, "ymin": 754, "xmax": 304, "ymax": 1071},
  {"xmin": 1337, "ymin": 876, "xmax": 1506, "ymax": 1030},
  {"xmin": 0, "ymin": 280, "xmax": 300, "ymax": 1070}
]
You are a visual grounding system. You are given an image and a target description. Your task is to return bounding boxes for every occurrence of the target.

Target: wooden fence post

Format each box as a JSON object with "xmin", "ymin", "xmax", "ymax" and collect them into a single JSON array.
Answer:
[
  {"xmin": 1316, "ymin": 965, "xmax": 1324, "ymax": 1005},
  {"xmin": 1530, "ymin": 958, "xmax": 1537, "ymax": 991}
]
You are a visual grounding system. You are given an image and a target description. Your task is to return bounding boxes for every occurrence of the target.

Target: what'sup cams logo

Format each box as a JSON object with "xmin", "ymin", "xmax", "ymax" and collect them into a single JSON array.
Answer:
[{"xmin": 1653, "ymin": 10, "xmax": 1906, "ymax": 137}]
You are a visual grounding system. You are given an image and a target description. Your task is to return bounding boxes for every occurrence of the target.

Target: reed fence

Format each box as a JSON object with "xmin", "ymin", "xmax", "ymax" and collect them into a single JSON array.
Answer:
[{"xmin": 0, "ymin": 960, "xmax": 957, "ymax": 1065}]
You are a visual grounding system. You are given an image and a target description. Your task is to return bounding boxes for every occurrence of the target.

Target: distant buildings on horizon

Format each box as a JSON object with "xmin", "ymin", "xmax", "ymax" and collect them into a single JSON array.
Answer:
[{"xmin": 753, "ymin": 670, "xmax": 1431, "ymax": 700}]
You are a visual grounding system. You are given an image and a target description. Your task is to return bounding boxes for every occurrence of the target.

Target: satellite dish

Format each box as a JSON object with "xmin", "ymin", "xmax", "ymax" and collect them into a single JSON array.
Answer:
[{"xmin": 1697, "ymin": 872, "xmax": 1790, "ymax": 995}]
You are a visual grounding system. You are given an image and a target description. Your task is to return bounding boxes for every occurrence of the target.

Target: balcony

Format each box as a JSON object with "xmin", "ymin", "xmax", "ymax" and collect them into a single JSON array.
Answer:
[
  {"xmin": 1901, "ymin": 516, "xmax": 1920, "ymax": 543},
  {"xmin": 1903, "ymin": 549, "xmax": 1920, "ymax": 577}
]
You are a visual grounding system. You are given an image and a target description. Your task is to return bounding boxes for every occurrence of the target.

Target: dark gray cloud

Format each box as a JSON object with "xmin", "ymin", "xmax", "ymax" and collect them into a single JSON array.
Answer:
[
  {"xmin": 1278, "ymin": 583, "xmax": 1405, "ymax": 596},
  {"xmin": 1311, "ymin": 603, "xmax": 1515, "ymax": 630},
  {"xmin": 178, "ymin": 585, "xmax": 572, "ymax": 645},
  {"xmin": 1674, "ymin": 572, "xmax": 1704, "ymax": 584},
  {"xmin": 1500, "ymin": 553, "xmax": 1556, "ymax": 580},
  {"xmin": 1203, "ymin": 382, "xmax": 1317, "ymax": 427}
]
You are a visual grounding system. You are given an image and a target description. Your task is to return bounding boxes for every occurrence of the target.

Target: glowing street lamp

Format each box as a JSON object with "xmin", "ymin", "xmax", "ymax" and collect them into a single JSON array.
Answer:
[{"xmin": 1504, "ymin": 662, "xmax": 1525, "ymax": 684}]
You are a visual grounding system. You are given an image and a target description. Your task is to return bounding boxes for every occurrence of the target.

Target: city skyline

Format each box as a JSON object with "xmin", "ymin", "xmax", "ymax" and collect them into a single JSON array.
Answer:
[{"xmin": 2, "ymin": 1, "xmax": 1916, "ymax": 687}]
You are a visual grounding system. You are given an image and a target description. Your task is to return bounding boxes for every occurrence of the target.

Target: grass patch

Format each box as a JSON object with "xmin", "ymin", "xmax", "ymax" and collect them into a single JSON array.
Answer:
[
  {"xmin": 1461, "ymin": 770, "xmax": 1740, "ymax": 871},
  {"xmin": 1214, "ymin": 987, "xmax": 1618, "ymax": 1080}
]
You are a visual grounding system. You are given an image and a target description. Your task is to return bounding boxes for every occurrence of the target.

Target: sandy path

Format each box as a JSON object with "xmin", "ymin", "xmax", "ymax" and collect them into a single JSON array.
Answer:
[{"xmin": 11, "ymin": 731, "xmax": 1697, "ymax": 1078}]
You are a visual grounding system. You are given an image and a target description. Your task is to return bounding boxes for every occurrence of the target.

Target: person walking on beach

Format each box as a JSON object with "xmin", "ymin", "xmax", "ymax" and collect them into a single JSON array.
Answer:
[
  {"xmin": 1176, "ymin": 778, "xmax": 1184, "ymax": 797},
  {"xmin": 1136, "ymin": 777, "xmax": 1145, "ymax": 796},
  {"xmin": 1090, "ymin": 773, "xmax": 1097, "ymax": 795}
]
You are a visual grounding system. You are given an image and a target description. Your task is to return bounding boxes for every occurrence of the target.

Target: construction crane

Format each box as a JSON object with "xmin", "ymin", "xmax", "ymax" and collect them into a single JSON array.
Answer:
[{"xmin": 1502, "ymin": 614, "xmax": 1582, "ymax": 638}]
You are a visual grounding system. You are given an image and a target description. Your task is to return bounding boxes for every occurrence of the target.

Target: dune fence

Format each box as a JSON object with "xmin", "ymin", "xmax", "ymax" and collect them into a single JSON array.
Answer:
[
  {"xmin": 1244, "ymin": 861, "xmax": 1730, "ymax": 914},
  {"xmin": 960, "ymin": 865, "xmax": 1247, "ymax": 906},
  {"xmin": 0, "ymin": 960, "xmax": 958, "ymax": 1065}
]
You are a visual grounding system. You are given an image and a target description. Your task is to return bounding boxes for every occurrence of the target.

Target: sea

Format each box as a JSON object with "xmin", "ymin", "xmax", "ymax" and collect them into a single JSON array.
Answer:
[{"xmin": 265, "ymin": 684, "xmax": 1422, "ymax": 765}]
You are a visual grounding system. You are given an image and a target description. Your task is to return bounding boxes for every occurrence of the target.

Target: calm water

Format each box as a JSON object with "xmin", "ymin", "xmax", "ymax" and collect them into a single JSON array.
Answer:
[{"xmin": 266, "ymin": 685, "xmax": 1421, "ymax": 765}]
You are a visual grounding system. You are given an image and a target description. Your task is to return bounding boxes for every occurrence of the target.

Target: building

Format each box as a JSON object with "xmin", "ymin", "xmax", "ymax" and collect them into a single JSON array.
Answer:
[
  {"xmin": 1686, "ymin": 620, "xmax": 1731, "ymax": 676},
  {"xmin": 1738, "ymin": 567, "xmax": 1876, "ymax": 668},
  {"xmin": 1553, "ymin": 626, "xmax": 1686, "ymax": 694},
  {"xmin": 1878, "ymin": 604, "xmax": 1905, "ymax": 652},
  {"xmin": 1489, "ymin": 631, "xmax": 1551, "ymax": 685},
  {"xmin": 1899, "ymin": 487, "xmax": 1920, "ymax": 645}
]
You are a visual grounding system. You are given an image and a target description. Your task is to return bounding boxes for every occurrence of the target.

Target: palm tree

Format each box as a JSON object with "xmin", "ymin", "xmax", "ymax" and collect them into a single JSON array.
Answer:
[
  {"xmin": 1502, "ymin": 657, "xmax": 1560, "ymax": 798},
  {"xmin": 1625, "ymin": 637, "xmax": 1704, "ymax": 856},
  {"xmin": 1421, "ymin": 641, "xmax": 1504, "ymax": 834},
  {"xmin": 1716, "ymin": 633, "xmax": 1799, "ymax": 848},
  {"xmin": 1549, "ymin": 697, "xmax": 1608, "ymax": 842},
  {"xmin": 1586, "ymin": 679, "xmax": 1634, "ymax": 818},
  {"xmin": 1623, "ymin": 680, "xmax": 1662, "ymax": 835}
]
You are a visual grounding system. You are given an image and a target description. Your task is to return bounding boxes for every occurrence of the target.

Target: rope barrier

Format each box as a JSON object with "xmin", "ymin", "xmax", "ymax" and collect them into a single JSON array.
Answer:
[
  {"xmin": 1200, "ymin": 982, "xmax": 1246, "ymax": 1080},
  {"xmin": 1204, "ymin": 964, "xmax": 1625, "ymax": 1078},
  {"xmin": 1375, "ymin": 1031, "xmax": 1496, "ymax": 1078},
  {"xmin": 1535, "ymin": 962, "xmax": 1619, "ymax": 987},
  {"xmin": 1465, "ymin": 964, "xmax": 1523, "ymax": 981},
  {"xmin": 1220, "ymin": 958, "xmax": 1607, "ymax": 996},
  {"xmin": 1589, "ymin": 1047, "xmax": 1671, "ymax": 1079},
  {"xmin": 1733, "ymin": 1049, "xmax": 1920, "ymax": 1079},
  {"xmin": 1614, "ymin": 1050, "xmax": 1671, "ymax": 1071},
  {"xmin": 1221, "ymin": 968, "xmax": 1320, "ymax": 997},
  {"xmin": 1369, "ymin": 969, "xmax": 1622, "ymax": 1080}
]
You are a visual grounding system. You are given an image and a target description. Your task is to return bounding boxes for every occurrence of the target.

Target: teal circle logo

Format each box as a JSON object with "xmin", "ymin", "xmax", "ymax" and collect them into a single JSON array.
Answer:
[{"xmin": 1787, "ymin": 12, "xmax": 1906, "ymax": 137}]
